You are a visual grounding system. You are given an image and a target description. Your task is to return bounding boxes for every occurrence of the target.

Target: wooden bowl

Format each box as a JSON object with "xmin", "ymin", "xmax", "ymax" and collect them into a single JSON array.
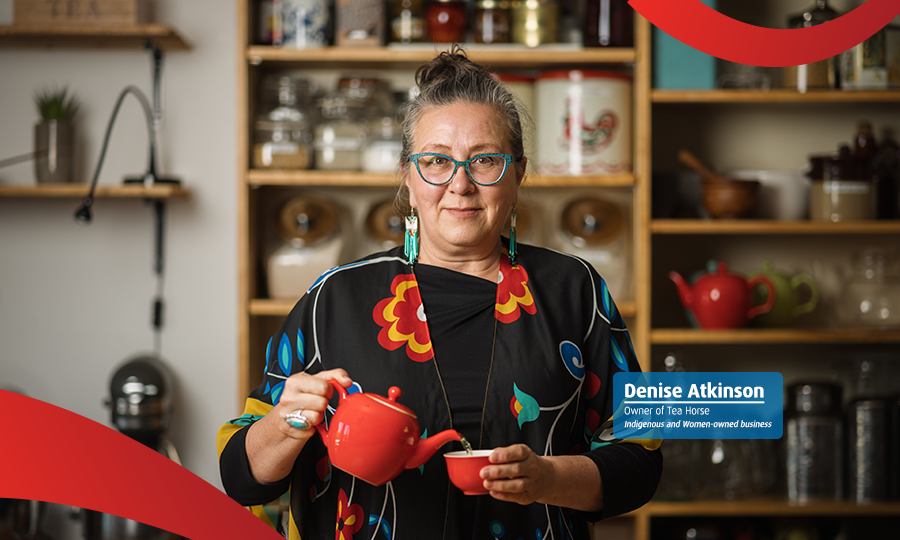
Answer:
[{"xmin": 702, "ymin": 179, "xmax": 760, "ymax": 219}]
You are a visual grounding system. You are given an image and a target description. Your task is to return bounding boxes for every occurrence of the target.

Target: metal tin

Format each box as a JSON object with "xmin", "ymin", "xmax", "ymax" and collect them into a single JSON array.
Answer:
[
  {"xmin": 510, "ymin": 0, "xmax": 557, "ymax": 47},
  {"xmin": 535, "ymin": 69, "xmax": 632, "ymax": 175},
  {"xmin": 785, "ymin": 382, "xmax": 843, "ymax": 503}
]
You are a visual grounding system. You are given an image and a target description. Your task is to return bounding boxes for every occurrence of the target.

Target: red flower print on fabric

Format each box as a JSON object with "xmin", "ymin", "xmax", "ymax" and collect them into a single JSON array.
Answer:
[
  {"xmin": 373, "ymin": 274, "xmax": 434, "ymax": 362},
  {"xmin": 335, "ymin": 488, "xmax": 363, "ymax": 540},
  {"xmin": 495, "ymin": 259, "xmax": 536, "ymax": 324}
]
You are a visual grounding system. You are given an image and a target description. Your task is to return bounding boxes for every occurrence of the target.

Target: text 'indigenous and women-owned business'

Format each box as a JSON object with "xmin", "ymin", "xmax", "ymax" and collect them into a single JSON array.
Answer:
[{"xmin": 613, "ymin": 372, "xmax": 783, "ymax": 439}]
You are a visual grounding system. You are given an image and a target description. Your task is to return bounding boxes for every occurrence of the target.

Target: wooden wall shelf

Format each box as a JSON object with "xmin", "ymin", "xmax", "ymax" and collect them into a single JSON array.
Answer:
[
  {"xmin": 638, "ymin": 500, "xmax": 900, "ymax": 517},
  {"xmin": 650, "ymin": 328, "xmax": 900, "ymax": 345},
  {"xmin": 247, "ymin": 45, "xmax": 636, "ymax": 67},
  {"xmin": 652, "ymin": 89, "xmax": 900, "ymax": 104},
  {"xmin": 651, "ymin": 219, "xmax": 900, "ymax": 235},
  {"xmin": 0, "ymin": 184, "xmax": 189, "ymax": 198},
  {"xmin": 0, "ymin": 24, "xmax": 190, "ymax": 50}
]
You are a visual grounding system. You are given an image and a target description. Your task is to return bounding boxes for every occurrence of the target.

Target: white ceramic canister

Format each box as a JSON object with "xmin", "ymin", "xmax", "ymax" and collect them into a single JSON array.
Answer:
[
  {"xmin": 535, "ymin": 70, "xmax": 632, "ymax": 176},
  {"xmin": 495, "ymin": 72, "xmax": 536, "ymax": 173},
  {"xmin": 281, "ymin": 0, "xmax": 330, "ymax": 49}
]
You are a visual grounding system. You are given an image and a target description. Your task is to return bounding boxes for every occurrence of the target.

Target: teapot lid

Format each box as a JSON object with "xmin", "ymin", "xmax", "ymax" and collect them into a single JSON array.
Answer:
[{"xmin": 365, "ymin": 386, "xmax": 417, "ymax": 419}]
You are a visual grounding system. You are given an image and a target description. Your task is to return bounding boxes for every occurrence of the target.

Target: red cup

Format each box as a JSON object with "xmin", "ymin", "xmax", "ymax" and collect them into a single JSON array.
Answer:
[{"xmin": 444, "ymin": 450, "xmax": 493, "ymax": 495}]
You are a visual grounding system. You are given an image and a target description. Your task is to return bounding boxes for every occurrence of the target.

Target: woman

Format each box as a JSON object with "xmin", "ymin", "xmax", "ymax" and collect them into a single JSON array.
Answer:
[{"xmin": 218, "ymin": 47, "xmax": 661, "ymax": 540}]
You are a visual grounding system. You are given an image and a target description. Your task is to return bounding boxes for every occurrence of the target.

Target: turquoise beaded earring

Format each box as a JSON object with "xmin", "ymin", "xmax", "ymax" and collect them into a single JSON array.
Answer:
[
  {"xmin": 508, "ymin": 206, "xmax": 517, "ymax": 266},
  {"xmin": 404, "ymin": 209, "xmax": 418, "ymax": 266}
]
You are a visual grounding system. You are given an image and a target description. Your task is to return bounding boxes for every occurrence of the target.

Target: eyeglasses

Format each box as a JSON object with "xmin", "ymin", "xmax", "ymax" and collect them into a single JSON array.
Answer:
[{"xmin": 408, "ymin": 152, "xmax": 516, "ymax": 186}]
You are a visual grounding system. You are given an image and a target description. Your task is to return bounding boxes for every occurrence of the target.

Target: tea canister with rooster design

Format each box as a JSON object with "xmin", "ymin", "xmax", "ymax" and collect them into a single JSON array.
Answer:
[{"xmin": 535, "ymin": 70, "xmax": 632, "ymax": 176}]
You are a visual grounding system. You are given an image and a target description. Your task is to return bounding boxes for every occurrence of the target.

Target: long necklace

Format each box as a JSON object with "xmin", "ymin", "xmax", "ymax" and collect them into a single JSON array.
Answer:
[{"xmin": 411, "ymin": 267, "xmax": 499, "ymax": 450}]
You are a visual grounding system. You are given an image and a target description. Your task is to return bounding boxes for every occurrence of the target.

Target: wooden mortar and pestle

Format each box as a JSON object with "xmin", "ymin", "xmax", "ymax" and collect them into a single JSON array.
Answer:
[{"xmin": 678, "ymin": 150, "xmax": 759, "ymax": 219}]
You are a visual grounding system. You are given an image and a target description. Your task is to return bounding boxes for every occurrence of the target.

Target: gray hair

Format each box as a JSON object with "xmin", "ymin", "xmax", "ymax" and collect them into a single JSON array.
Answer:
[{"xmin": 395, "ymin": 45, "xmax": 530, "ymax": 213}]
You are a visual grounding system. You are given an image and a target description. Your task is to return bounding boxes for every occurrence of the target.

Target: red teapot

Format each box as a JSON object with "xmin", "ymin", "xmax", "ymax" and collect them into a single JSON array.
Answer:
[
  {"xmin": 669, "ymin": 261, "xmax": 776, "ymax": 329},
  {"xmin": 316, "ymin": 380, "xmax": 461, "ymax": 486}
]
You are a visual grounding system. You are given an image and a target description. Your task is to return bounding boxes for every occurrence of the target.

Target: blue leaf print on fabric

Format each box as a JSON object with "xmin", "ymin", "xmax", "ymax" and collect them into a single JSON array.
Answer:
[
  {"xmin": 536, "ymin": 529, "xmax": 543, "ymax": 540},
  {"xmin": 366, "ymin": 515, "xmax": 391, "ymax": 538},
  {"xmin": 611, "ymin": 336, "xmax": 629, "ymax": 372},
  {"xmin": 265, "ymin": 381, "xmax": 270, "ymax": 395},
  {"xmin": 512, "ymin": 383, "xmax": 540, "ymax": 429},
  {"xmin": 271, "ymin": 381, "xmax": 285, "ymax": 405},
  {"xmin": 559, "ymin": 341, "xmax": 585, "ymax": 380},
  {"xmin": 418, "ymin": 429, "xmax": 428, "ymax": 474},
  {"xmin": 296, "ymin": 329, "xmax": 305, "ymax": 366},
  {"xmin": 490, "ymin": 521, "xmax": 505, "ymax": 538},
  {"xmin": 264, "ymin": 337, "xmax": 272, "ymax": 374},
  {"xmin": 600, "ymin": 278, "xmax": 617, "ymax": 321},
  {"xmin": 228, "ymin": 413, "xmax": 265, "ymax": 427},
  {"xmin": 278, "ymin": 333, "xmax": 292, "ymax": 375}
]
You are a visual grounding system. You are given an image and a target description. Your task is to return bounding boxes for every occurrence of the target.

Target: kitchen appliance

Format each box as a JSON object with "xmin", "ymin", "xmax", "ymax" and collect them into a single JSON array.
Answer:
[
  {"xmin": 72, "ymin": 355, "xmax": 181, "ymax": 540},
  {"xmin": 786, "ymin": 382, "xmax": 843, "ymax": 503},
  {"xmin": 669, "ymin": 261, "xmax": 775, "ymax": 329},
  {"xmin": 316, "ymin": 380, "xmax": 461, "ymax": 485}
]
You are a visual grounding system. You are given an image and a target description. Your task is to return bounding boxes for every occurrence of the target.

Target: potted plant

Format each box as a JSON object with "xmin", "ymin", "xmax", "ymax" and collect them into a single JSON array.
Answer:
[{"xmin": 33, "ymin": 85, "xmax": 79, "ymax": 183}]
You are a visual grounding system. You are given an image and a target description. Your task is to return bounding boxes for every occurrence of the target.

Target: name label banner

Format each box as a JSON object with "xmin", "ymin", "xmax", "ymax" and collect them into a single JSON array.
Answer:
[{"xmin": 613, "ymin": 372, "xmax": 783, "ymax": 439}]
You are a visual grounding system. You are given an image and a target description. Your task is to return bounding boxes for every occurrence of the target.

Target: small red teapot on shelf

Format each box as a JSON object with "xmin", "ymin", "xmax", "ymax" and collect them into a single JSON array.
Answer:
[
  {"xmin": 316, "ymin": 380, "xmax": 461, "ymax": 486},
  {"xmin": 669, "ymin": 261, "xmax": 776, "ymax": 329}
]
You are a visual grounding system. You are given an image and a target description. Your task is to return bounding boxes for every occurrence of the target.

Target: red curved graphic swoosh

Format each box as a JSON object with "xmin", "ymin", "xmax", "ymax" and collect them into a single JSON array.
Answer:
[
  {"xmin": 630, "ymin": 0, "xmax": 900, "ymax": 67},
  {"xmin": 0, "ymin": 390, "xmax": 282, "ymax": 540}
]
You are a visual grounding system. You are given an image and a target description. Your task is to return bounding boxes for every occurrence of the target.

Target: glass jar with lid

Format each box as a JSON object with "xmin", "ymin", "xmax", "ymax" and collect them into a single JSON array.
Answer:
[
  {"xmin": 362, "ymin": 90, "xmax": 405, "ymax": 173},
  {"xmin": 314, "ymin": 92, "xmax": 368, "ymax": 171},
  {"xmin": 253, "ymin": 75, "xmax": 314, "ymax": 169},
  {"xmin": 474, "ymin": 0, "xmax": 511, "ymax": 44},
  {"xmin": 426, "ymin": 0, "xmax": 467, "ymax": 43},
  {"xmin": 390, "ymin": 0, "xmax": 425, "ymax": 43},
  {"xmin": 783, "ymin": 1, "xmax": 840, "ymax": 90},
  {"xmin": 510, "ymin": 0, "xmax": 557, "ymax": 47}
]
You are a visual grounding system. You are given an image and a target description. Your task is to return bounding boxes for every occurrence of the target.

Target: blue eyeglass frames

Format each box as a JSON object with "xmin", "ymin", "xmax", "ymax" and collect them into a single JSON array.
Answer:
[{"xmin": 408, "ymin": 152, "xmax": 517, "ymax": 186}]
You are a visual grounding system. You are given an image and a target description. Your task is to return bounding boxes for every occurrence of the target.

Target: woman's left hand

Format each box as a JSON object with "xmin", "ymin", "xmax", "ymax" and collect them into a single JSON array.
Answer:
[{"xmin": 479, "ymin": 444, "xmax": 553, "ymax": 505}]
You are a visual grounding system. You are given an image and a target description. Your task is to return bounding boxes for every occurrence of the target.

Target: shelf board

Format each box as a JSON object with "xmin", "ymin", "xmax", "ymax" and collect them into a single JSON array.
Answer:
[
  {"xmin": 0, "ymin": 24, "xmax": 189, "ymax": 50},
  {"xmin": 246, "ymin": 45, "xmax": 636, "ymax": 67},
  {"xmin": 251, "ymin": 298, "xmax": 637, "ymax": 318},
  {"xmin": 248, "ymin": 169, "xmax": 635, "ymax": 188},
  {"xmin": 651, "ymin": 328, "xmax": 900, "ymax": 345},
  {"xmin": 640, "ymin": 499, "xmax": 900, "ymax": 517},
  {"xmin": 652, "ymin": 89, "xmax": 900, "ymax": 104},
  {"xmin": 651, "ymin": 219, "xmax": 900, "ymax": 235},
  {"xmin": 0, "ymin": 183, "xmax": 189, "ymax": 198}
]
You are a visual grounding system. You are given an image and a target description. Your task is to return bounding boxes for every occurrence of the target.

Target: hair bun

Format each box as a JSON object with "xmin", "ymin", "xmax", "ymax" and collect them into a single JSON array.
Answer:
[{"xmin": 415, "ymin": 45, "xmax": 493, "ymax": 89}]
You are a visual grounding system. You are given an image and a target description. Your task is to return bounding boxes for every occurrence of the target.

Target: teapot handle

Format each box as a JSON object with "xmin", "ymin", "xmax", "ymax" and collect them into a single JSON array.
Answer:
[
  {"xmin": 746, "ymin": 274, "xmax": 775, "ymax": 319},
  {"xmin": 790, "ymin": 273, "xmax": 819, "ymax": 318},
  {"xmin": 315, "ymin": 379, "xmax": 350, "ymax": 440}
]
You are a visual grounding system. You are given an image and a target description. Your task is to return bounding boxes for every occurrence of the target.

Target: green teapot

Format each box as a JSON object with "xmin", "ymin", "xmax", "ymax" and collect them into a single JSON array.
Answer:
[{"xmin": 750, "ymin": 261, "xmax": 819, "ymax": 328}]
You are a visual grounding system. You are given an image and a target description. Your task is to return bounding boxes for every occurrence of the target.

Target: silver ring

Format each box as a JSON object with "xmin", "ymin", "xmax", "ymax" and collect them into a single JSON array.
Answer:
[{"xmin": 284, "ymin": 410, "xmax": 311, "ymax": 430}]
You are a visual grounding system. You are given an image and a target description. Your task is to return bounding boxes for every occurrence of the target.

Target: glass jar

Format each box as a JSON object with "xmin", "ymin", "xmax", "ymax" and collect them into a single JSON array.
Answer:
[
  {"xmin": 785, "ymin": 382, "xmax": 843, "ymax": 503},
  {"xmin": 314, "ymin": 92, "xmax": 367, "ymax": 171},
  {"xmin": 426, "ymin": 0, "xmax": 467, "ymax": 43},
  {"xmin": 362, "ymin": 95, "xmax": 403, "ymax": 173},
  {"xmin": 474, "ymin": 0, "xmax": 511, "ymax": 44},
  {"xmin": 253, "ymin": 76, "xmax": 314, "ymax": 169},
  {"xmin": 783, "ymin": 0, "xmax": 840, "ymax": 90},
  {"xmin": 809, "ymin": 145, "xmax": 875, "ymax": 222},
  {"xmin": 583, "ymin": 0, "xmax": 633, "ymax": 47},
  {"xmin": 390, "ymin": 0, "xmax": 425, "ymax": 43},
  {"xmin": 838, "ymin": 247, "xmax": 900, "ymax": 328},
  {"xmin": 511, "ymin": 0, "xmax": 557, "ymax": 47}
]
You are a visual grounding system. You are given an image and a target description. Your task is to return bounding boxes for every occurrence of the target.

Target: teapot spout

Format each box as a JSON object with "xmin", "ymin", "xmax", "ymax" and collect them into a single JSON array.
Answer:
[
  {"xmin": 406, "ymin": 429, "xmax": 461, "ymax": 470},
  {"xmin": 668, "ymin": 270, "xmax": 694, "ymax": 310}
]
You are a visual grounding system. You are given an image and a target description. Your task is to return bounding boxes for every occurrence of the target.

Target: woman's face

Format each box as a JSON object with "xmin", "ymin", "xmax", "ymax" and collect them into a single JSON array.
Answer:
[{"xmin": 405, "ymin": 101, "xmax": 523, "ymax": 263}]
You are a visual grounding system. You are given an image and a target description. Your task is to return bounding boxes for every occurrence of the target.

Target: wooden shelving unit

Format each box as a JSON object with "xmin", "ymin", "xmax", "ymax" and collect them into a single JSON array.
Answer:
[
  {"xmin": 652, "ymin": 89, "xmax": 900, "ymax": 104},
  {"xmin": 0, "ymin": 183, "xmax": 189, "ymax": 198},
  {"xmin": 636, "ymin": 500, "xmax": 900, "ymax": 517},
  {"xmin": 651, "ymin": 219, "xmax": 900, "ymax": 235},
  {"xmin": 650, "ymin": 328, "xmax": 900, "ymax": 345},
  {"xmin": 248, "ymin": 169, "xmax": 636, "ymax": 188},
  {"xmin": 0, "ymin": 24, "xmax": 189, "ymax": 50}
]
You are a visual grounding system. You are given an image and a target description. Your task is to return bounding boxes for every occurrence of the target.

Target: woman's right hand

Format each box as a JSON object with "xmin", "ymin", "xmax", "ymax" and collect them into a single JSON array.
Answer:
[{"xmin": 275, "ymin": 368, "xmax": 354, "ymax": 441}]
